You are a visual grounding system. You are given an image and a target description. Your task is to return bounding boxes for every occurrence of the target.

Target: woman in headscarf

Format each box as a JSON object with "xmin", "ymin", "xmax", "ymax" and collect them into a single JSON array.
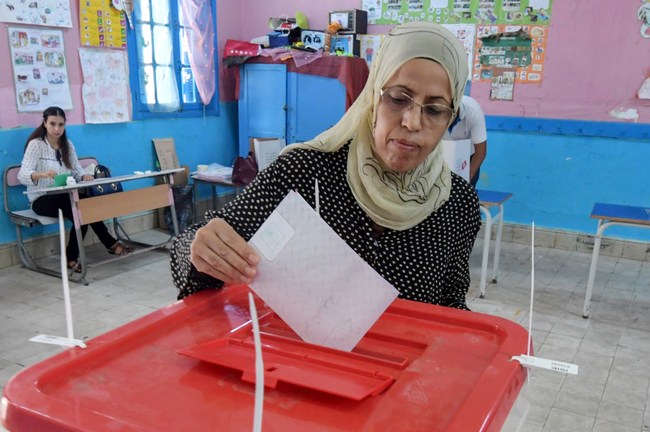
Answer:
[{"xmin": 170, "ymin": 22, "xmax": 481, "ymax": 310}]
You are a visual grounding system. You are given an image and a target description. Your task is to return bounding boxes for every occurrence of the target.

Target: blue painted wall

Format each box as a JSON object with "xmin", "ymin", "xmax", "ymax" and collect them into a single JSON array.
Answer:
[
  {"xmin": 480, "ymin": 122, "xmax": 650, "ymax": 241},
  {"xmin": 0, "ymin": 102, "xmax": 238, "ymax": 244},
  {"xmin": 2, "ymin": 104, "xmax": 649, "ymax": 245}
]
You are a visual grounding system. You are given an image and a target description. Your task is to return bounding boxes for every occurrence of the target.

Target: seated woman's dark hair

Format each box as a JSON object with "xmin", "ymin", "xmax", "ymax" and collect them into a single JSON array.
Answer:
[{"xmin": 24, "ymin": 106, "xmax": 72, "ymax": 168}]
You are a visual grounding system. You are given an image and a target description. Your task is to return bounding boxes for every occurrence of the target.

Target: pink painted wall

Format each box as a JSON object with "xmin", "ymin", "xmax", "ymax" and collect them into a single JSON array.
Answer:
[
  {"xmin": 470, "ymin": 1, "xmax": 650, "ymax": 122},
  {"xmin": 2, "ymin": 1, "xmax": 649, "ymax": 127},
  {"xmin": 239, "ymin": 0, "xmax": 650, "ymax": 123},
  {"xmin": 0, "ymin": 1, "xmax": 242, "ymax": 129}
]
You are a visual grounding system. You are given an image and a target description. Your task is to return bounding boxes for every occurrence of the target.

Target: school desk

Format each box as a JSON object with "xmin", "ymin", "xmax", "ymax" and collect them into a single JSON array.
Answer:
[
  {"xmin": 582, "ymin": 203, "xmax": 650, "ymax": 318},
  {"xmin": 25, "ymin": 168, "xmax": 183, "ymax": 285},
  {"xmin": 2, "ymin": 285, "xmax": 530, "ymax": 432}
]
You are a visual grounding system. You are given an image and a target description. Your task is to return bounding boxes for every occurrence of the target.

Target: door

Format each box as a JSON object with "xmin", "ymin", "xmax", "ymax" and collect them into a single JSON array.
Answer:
[{"xmin": 238, "ymin": 64, "xmax": 288, "ymax": 156}]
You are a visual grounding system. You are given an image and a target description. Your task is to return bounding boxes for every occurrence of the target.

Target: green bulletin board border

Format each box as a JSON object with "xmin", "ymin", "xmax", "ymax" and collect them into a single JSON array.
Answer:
[{"xmin": 371, "ymin": 0, "xmax": 552, "ymax": 26}]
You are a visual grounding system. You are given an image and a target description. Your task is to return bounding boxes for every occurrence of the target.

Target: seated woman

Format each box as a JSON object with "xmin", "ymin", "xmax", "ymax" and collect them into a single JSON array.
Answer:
[
  {"xmin": 170, "ymin": 22, "xmax": 481, "ymax": 310},
  {"xmin": 18, "ymin": 106, "xmax": 133, "ymax": 272}
]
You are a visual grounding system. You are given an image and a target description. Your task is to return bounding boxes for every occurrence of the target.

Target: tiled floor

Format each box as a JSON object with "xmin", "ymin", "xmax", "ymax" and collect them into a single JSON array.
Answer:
[{"xmin": 0, "ymin": 232, "xmax": 649, "ymax": 432}]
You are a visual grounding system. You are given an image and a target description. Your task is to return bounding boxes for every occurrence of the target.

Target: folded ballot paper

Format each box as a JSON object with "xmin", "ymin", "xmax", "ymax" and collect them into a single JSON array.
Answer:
[{"xmin": 248, "ymin": 190, "xmax": 399, "ymax": 352}]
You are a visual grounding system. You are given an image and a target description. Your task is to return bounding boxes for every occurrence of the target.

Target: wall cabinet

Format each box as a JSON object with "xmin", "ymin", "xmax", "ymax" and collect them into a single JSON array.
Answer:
[{"xmin": 238, "ymin": 63, "xmax": 347, "ymax": 156}]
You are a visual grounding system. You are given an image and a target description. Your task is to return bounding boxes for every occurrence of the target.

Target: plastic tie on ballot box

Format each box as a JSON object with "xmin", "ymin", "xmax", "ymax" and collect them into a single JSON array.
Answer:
[{"xmin": 511, "ymin": 223, "xmax": 578, "ymax": 378}]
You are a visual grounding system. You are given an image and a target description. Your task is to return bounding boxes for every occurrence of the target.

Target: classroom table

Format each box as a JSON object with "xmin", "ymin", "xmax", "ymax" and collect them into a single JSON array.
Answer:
[
  {"xmin": 191, "ymin": 174, "xmax": 241, "ymax": 222},
  {"xmin": 1, "ymin": 285, "xmax": 530, "ymax": 432},
  {"xmin": 582, "ymin": 203, "xmax": 650, "ymax": 318},
  {"xmin": 26, "ymin": 168, "xmax": 183, "ymax": 285}
]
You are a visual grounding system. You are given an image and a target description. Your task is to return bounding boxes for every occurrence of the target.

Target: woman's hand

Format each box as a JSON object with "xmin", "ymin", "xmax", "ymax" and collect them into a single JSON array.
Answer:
[
  {"xmin": 81, "ymin": 174, "xmax": 94, "ymax": 182},
  {"xmin": 32, "ymin": 170, "xmax": 57, "ymax": 182},
  {"xmin": 190, "ymin": 218, "xmax": 259, "ymax": 284}
]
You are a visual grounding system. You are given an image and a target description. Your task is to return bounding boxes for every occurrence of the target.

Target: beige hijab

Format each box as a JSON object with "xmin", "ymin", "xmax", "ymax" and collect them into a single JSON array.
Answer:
[{"xmin": 281, "ymin": 22, "xmax": 469, "ymax": 230}]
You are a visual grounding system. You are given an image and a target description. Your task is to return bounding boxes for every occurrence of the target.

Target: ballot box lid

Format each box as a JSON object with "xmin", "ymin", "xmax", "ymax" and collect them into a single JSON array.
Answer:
[{"xmin": 2, "ymin": 285, "xmax": 530, "ymax": 432}]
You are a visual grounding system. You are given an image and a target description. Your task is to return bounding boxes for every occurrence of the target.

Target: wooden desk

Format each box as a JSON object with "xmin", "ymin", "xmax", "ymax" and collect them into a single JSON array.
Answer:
[
  {"xmin": 191, "ymin": 174, "xmax": 240, "ymax": 222},
  {"xmin": 28, "ymin": 168, "xmax": 183, "ymax": 285},
  {"xmin": 582, "ymin": 203, "xmax": 650, "ymax": 318},
  {"xmin": 477, "ymin": 190, "xmax": 514, "ymax": 298}
]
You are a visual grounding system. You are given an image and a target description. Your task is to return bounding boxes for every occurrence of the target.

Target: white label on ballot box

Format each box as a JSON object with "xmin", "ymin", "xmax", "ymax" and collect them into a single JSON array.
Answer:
[
  {"xmin": 248, "ymin": 191, "xmax": 399, "ymax": 352},
  {"xmin": 512, "ymin": 354, "xmax": 579, "ymax": 375},
  {"xmin": 441, "ymin": 139, "xmax": 471, "ymax": 182}
]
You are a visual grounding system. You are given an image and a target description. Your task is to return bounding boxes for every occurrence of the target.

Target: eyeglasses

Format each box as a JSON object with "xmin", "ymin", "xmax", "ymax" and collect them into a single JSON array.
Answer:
[{"xmin": 379, "ymin": 87, "xmax": 454, "ymax": 128}]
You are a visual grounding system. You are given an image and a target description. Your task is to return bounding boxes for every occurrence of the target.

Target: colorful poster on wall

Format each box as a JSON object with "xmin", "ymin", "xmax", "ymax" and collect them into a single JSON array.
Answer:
[
  {"xmin": 441, "ymin": 24, "xmax": 476, "ymax": 75},
  {"xmin": 364, "ymin": 0, "xmax": 552, "ymax": 25},
  {"xmin": 489, "ymin": 67, "xmax": 515, "ymax": 100},
  {"xmin": 362, "ymin": 0, "xmax": 383, "ymax": 21},
  {"xmin": 472, "ymin": 24, "xmax": 547, "ymax": 83},
  {"xmin": 0, "ymin": 0, "xmax": 72, "ymax": 28},
  {"xmin": 360, "ymin": 34, "xmax": 384, "ymax": 67},
  {"xmin": 78, "ymin": 48, "xmax": 129, "ymax": 123},
  {"xmin": 8, "ymin": 27, "xmax": 72, "ymax": 112},
  {"xmin": 79, "ymin": 0, "xmax": 127, "ymax": 49}
]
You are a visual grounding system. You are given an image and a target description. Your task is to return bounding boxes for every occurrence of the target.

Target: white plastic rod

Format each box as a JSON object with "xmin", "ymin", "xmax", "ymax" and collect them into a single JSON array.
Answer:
[
  {"xmin": 59, "ymin": 209, "xmax": 75, "ymax": 342},
  {"xmin": 249, "ymin": 292, "xmax": 264, "ymax": 432}
]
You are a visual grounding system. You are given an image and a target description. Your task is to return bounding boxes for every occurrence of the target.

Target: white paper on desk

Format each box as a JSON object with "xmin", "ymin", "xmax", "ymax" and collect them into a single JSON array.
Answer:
[{"xmin": 248, "ymin": 191, "xmax": 399, "ymax": 352}]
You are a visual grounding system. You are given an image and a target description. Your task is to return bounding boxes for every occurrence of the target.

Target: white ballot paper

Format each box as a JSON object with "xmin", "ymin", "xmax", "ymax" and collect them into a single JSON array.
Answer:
[{"xmin": 248, "ymin": 191, "xmax": 399, "ymax": 352}]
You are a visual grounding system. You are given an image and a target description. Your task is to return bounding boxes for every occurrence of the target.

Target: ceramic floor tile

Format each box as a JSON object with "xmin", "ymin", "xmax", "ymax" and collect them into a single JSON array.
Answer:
[
  {"xmin": 591, "ymin": 419, "xmax": 639, "ymax": 432},
  {"xmin": 544, "ymin": 407, "xmax": 595, "ymax": 432},
  {"xmin": 525, "ymin": 402, "xmax": 552, "ymax": 425},
  {"xmin": 571, "ymin": 351, "xmax": 613, "ymax": 385},
  {"xmin": 596, "ymin": 400, "xmax": 644, "ymax": 429},
  {"xmin": 610, "ymin": 346, "xmax": 650, "ymax": 379},
  {"xmin": 601, "ymin": 372, "xmax": 648, "ymax": 410}
]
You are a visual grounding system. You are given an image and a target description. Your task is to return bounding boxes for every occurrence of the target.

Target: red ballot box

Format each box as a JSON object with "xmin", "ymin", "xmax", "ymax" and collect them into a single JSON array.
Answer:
[{"xmin": 1, "ymin": 285, "xmax": 530, "ymax": 432}]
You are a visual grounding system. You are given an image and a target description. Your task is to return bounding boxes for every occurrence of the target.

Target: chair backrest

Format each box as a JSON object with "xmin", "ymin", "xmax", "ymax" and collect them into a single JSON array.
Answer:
[
  {"xmin": 3, "ymin": 156, "xmax": 100, "ymax": 214},
  {"xmin": 4, "ymin": 164, "xmax": 23, "ymax": 214},
  {"xmin": 79, "ymin": 156, "xmax": 98, "ymax": 170}
]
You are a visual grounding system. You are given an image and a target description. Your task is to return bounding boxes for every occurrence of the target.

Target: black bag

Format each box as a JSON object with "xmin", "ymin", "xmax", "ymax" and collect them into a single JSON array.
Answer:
[
  {"xmin": 87, "ymin": 165, "xmax": 123, "ymax": 197},
  {"xmin": 232, "ymin": 152, "xmax": 258, "ymax": 186},
  {"xmin": 164, "ymin": 185, "xmax": 194, "ymax": 234}
]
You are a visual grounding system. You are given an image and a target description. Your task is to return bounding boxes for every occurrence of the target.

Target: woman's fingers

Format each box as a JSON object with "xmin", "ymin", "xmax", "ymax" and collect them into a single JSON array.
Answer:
[
  {"xmin": 190, "ymin": 219, "xmax": 259, "ymax": 284},
  {"xmin": 214, "ymin": 220, "xmax": 260, "ymax": 267}
]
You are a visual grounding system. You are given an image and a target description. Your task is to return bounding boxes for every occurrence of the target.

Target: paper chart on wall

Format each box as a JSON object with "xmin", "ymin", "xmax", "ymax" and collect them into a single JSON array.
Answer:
[
  {"xmin": 79, "ymin": 0, "xmax": 127, "ymax": 49},
  {"xmin": 362, "ymin": 0, "xmax": 382, "ymax": 22},
  {"xmin": 8, "ymin": 27, "xmax": 73, "ymax": 113},
  {"xmin": 473, "ymin": 24, "xmax": 547, "ymax": 83},
  {"xmin": 0, "ymin": 0, "xmax": 72, "ymax": 28},
  {"xmin": 441, "ymin": 24, "xmax": 476, "ymax": 76},
  {"xmin": 367, "ymin": 0, "xmax": 553, "ymax": 25},
  {"xmin": 248, "ymin": 191, "xmax": 399, "ymax": 352},
  {"xmin": 79, "ymin": 48, "xmax": 129, "ymax": 123},
  {"xmin": 359, "ymin": 34, "xmax": 383, "ymax": 67}
]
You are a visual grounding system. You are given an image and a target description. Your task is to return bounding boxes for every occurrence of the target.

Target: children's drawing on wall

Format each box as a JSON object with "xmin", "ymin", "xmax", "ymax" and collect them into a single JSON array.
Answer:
[
  {"xmin": 0, "ymin": 0, "xmax": 72, "ymax": 28},
  {"xmin": 8, "ymin": 26, "xmax": 72, "ymax": 112},
  {"xmin": 79, "ymin": 0, "xmax": 127, "ymax": 49},
  {"xmin": 639, "ymin": 1, "xmax": 650, "ymax": 38},
  {"xmin": 360, "ymin": 34, "xmax": 382, "ymax": 67},
  {"xmin": 79, "ymin": 48, "xmax": 130, "ymax": 123}
]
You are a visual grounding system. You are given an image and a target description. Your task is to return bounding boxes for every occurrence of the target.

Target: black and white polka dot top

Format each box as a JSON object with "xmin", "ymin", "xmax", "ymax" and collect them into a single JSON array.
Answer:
[{"xmin": 170, "ymin": 144, "xmax": 481, "ymax": 310}]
